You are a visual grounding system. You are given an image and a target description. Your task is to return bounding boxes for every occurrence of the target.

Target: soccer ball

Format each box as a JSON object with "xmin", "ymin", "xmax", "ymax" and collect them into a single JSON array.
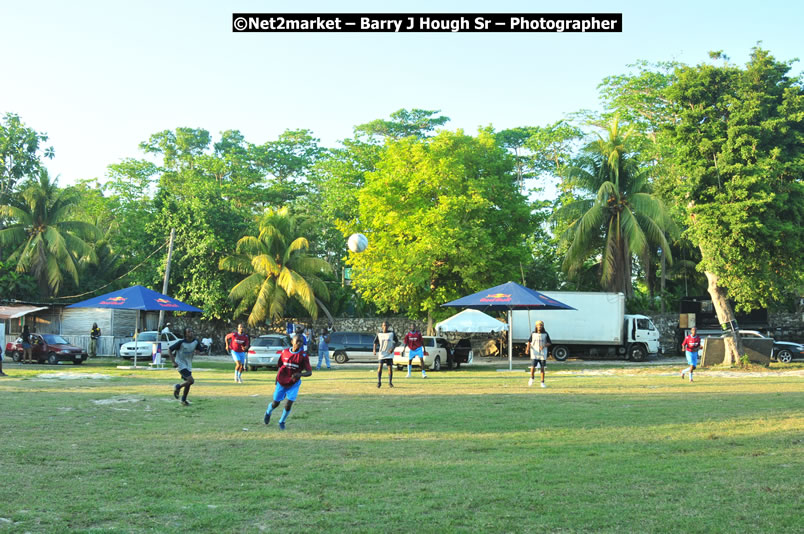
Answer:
[{"xmin": 347, "ymin": 233, "xmax": 368, "ymax": 253}]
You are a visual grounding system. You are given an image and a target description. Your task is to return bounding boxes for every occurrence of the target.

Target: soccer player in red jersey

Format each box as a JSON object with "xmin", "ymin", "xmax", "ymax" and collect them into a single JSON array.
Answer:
[
  {"xmin": 681, "ymin": 327, "xmax": 702, "ymax": 382},
  {"xmin": 264, "ymin": 334, "xmax": 312, "ymax": 429},
  {"xmin": 225, "ymin": 323, "xmax": 250, "ymax": 383},
  {"xmin": 403, "ymin": 323, "xmax": 427, "ymax": 378}
]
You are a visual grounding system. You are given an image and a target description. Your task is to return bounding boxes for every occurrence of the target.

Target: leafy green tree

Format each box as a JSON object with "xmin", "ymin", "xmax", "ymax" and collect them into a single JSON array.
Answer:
[
  {"xmin": 0, "ymin": 113, "xmax": 54, "ymax": 204},
  {"xmin": 0, "ymin": 171, "xmax": 100, "ymax": 296},
  {"xmin": 552, "ymin": 119, "xmax": 674, "ymax": 297},
  {"xmin": 664, "ymin": 48, "xmax": 804, "ymax": 363},
  {"xmin": 354, "ymin": 108, "xmax": 450, "ymax": 142},
  {"xmin": 345, "ymin": 128, "xmax": 533, "ymax": 327},
  {"xmin": 219, "ymin": 206, "xmax": 334, "ymax": 325}
]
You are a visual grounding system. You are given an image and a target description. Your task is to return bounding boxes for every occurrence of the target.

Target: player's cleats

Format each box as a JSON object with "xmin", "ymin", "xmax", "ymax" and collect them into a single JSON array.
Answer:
[
  {"xmin": 173, "ymin": 384, "xmax": 181, "ymax": 399},
  {"xmin": 528, "ymin": 378, "xmax": 534, "ymax": 387},
  {"xmin": 278, "ymin": 422, "xmax": 286, "ymax": 430},
  {"xmin": 541, "ymin": 382, "xmax": 547, "ymax": 388},
  {"xmin": 681, "ymin": 371, "xmax": 685, "ymax": 379},
  {"xmin": 377, "ymin": 382, "xmax": 381, "ymax": 388},
  {"xmin": 180, "ymin": 400, "xmax": 191, "ymax": 406},
  {"xmin": 389, "ymin": 382, "xmax": 394, "ymax": 388},
  {"xmin": 264, "ymin": 412, "xmax": 271, "ymax": 425}
]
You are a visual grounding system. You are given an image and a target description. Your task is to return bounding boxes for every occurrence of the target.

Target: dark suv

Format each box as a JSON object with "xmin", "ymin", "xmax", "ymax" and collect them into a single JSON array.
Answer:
[{"xmin": 327, "ymin": 331, "xmax": 382, "ymax": 363}]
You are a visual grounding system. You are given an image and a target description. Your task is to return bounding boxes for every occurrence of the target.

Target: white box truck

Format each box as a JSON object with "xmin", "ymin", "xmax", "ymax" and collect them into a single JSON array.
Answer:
[{"xmin": 512, "ymin": 291, "xmax": 661, "ymax": 361}]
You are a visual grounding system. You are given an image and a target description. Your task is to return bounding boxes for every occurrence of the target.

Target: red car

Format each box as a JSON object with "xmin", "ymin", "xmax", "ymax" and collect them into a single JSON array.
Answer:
[{"xmin": 4, "ymin": 333, "xmax": 88, "ymax": 365}]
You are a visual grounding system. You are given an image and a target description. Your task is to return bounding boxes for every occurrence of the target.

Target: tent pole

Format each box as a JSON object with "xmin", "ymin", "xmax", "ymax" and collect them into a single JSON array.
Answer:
[
  {"xmin": 508, "ymin": 310, "xmax": 513, "ymax": 371},
  {"xmin": 134, "ymin": 312, "xmax": 139, "ymax": 368}
]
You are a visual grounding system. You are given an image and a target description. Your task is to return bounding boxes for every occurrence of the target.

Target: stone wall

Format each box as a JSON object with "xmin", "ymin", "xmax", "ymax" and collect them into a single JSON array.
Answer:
[{"xmin": 171, "ymin": 311, "xmax": 804, "ymax": 356}]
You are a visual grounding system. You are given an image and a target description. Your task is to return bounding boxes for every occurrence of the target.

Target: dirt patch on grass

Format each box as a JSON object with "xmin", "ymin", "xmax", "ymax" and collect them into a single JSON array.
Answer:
[
  {"xmin": 36, "ymin": 372, "xmax": 112, "ymax": 380},
  {"xmin": 91, "ymin": 396, "xmax": 146, "ymax": 405}
]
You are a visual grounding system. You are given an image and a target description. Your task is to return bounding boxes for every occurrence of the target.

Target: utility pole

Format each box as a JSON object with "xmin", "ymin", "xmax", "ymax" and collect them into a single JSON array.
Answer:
[{"xmin": 158, "ymin": 228, "xmax": 176, "ymax": 330}]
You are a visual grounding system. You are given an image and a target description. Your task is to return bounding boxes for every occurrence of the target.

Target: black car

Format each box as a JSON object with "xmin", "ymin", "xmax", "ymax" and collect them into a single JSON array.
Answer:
[
  {"xmin": 327, "ymin": 331, "xmax": 383, "ymax": 363},
  {"xmin": 449, "ymin": 339, "xmax": 473, "ymax": 369}
]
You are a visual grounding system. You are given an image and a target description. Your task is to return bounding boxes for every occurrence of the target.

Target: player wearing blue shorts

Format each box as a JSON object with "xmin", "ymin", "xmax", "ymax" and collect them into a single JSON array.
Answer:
[
  {"xmin": 403, "ymin": 324, "xmax": 427, "ymax": 378},
  {"xmin": 681, "ymin": 327, "xmax": 701, "ymax": 383},
  {"xmin": 225, "ymin": 323, "xmax": 250, "ymax": 383},
  {"xmin": 264, "ymin": 334, "xmax": 312, "ymax": 429}
]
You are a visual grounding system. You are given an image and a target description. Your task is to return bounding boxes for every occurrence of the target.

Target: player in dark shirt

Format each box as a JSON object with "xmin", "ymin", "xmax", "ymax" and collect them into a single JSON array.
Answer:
[{"xmin": 264, "ymin": 334, "xmax": 312, "ymax": 429}]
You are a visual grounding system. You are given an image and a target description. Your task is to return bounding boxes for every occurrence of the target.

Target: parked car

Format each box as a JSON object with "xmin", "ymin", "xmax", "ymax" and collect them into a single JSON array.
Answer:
[
  {"xmin": 726, "ymin": 330, "xmax": 804, "ymax": 363},
  {"xmin": 119, "ymin": 331, "xmax": 180, "ymax": 359},
  {"xmin": 247, "ymin": 334, "xmax": 291, "ymax": 370},
  {"xmin": 697, "ymin": 329, "xmax": 804, "ymax": 363},
  {"xmin": 327, "ymin": 331, "xmax": 380, "ymax": 363},
  {"xmin": 449, "ymin": 339, "xmax": 474, "ymax": 369},
  {"xmin": 5, "ymin": 333, "xmax": 88, "ymax": 365},
  {"xmin": 392, "ymin": 336, "xmax": 452, "ymax": 371}
]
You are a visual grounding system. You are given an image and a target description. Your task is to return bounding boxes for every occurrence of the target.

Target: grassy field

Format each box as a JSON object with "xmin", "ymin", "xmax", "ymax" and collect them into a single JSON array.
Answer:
[{"xmin": 0, "ymin": 359, "xmax": 802, "ymax": 533}]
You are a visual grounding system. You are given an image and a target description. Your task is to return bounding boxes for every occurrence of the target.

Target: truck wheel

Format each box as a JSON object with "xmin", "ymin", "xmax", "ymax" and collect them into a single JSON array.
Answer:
[
  {"xmin": 432, "ymin": 356, "xmax": 441, "ymax": 371},
  {"xmin": 73, "ymin": 358, "xmax": 84, "ymax": 365},
  {"xmin": 47, "ymin": 352, "xmax": 59, "ymax": 365},
  {"xmin": 333, "ymin": 351, "xmax": 348, "ymax": 364},
  {"xmin": 552, "ymin": 346, "xmax": 569, "ymax": 361},
  {"xmin": 397, "ymin": 365, "xmax": 404, "ymax": 371},
  {"xmin": 628, "ymin": 344, "xmax": 646, "ymax": 361}
]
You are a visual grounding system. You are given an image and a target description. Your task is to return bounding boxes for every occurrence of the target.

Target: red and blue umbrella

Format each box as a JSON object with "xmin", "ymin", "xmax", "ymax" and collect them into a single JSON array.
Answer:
[{"xmin": 443, "ymin": 282, "xmax": 574, "ymax": 370}]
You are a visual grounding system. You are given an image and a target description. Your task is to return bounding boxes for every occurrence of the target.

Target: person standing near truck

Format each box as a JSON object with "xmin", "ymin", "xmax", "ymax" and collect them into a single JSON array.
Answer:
[
  {"xmin": 681, "ymin": 327, "xmax": 701, "ymax": 382},
  {"xmin": 526, "ymin": 321, "xmax": 551, "ymax": 388}
]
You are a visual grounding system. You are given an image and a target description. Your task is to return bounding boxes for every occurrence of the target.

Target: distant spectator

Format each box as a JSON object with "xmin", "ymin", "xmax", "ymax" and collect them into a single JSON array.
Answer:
[
  {"xmin": 21, "ymin": 325, "xmax": 33, "ymax": 364},
  {"xmin": 89, "ymin": 322, "xmax": 101, "ymax": 358}
]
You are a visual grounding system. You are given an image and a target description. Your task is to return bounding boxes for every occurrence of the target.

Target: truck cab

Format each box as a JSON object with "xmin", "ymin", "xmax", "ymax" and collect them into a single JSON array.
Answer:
[{"xmin": 624, "ymin": 315, "xmax": 662, "ymax": 360}]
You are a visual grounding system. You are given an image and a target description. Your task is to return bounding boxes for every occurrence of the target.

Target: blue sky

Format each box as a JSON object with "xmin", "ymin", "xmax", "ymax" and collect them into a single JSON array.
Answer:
[{"xmin": 1, "ymin": 0, "xmax": 801, "ymax": 185}]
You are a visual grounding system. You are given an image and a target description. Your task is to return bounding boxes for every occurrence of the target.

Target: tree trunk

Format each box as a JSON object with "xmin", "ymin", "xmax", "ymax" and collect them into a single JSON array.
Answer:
[
  {"xmin": 660, "ymin": 250, "xmax": 666, "ymax": 313},
  {"xmin": 426, "ymin": 312, "xmax": 434, "ymax": 336},
  {"xmin": 704, "ymin": 270, "xmax": 744, "ymax": 364}
]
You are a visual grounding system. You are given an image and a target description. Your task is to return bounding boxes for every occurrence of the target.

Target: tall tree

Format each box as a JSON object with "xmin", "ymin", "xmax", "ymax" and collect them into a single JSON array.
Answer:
[
  {"xmin": 0, "ymin": 171, "xmax": 100, "ymax": 296},
  {"xmin": 219, "ymin": 207, "xmax": 333, "ymax": 325},
  {"xmin": 0, "ymin": 113, "xmax": 54, "ymax": 204},
  {"xmin": 552, "ymin": 119, "xmax": 674, "ymax": 297},
  {"xmin": 345, "ymin": 128, "xmax": 533, "ymax": 327},
  {"xmin": 665, "ymin": 48, "xmax": 804, "ymax": 363}
]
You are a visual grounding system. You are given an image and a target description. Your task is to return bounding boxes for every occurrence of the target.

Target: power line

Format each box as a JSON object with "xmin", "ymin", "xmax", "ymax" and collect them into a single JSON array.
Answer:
[{"xmin": 53, "ymin": 240, "xmax": 169, "ymax": 300}]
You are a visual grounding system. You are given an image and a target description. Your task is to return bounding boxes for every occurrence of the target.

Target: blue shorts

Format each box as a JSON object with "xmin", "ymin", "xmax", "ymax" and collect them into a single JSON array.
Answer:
[
  {"xmin": 408, "ymin": 347, "xmax": 423, "ymax": 361},
  {"xmin": 685, "ymin": 351, "xmax": 699, "ymax": 367},
  {"xmin": 531, "ymin": 359, "xmax": 546, "ymax": 369},
  {"xmin": 231, "ymin": 351, "xmax": 246, "ymax": 364},
  {"xmin": 273, "ymin": 380, "xmax": 302, "ymax": 402},
  {"xmin": 22, "ymin": 342, "xmax": 31, "ymax": 349}
]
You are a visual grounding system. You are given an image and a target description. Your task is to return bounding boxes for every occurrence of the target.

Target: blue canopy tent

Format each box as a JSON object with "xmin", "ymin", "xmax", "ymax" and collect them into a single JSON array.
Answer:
[
  {"xmin": 442, "ymin": 281, "xmax": 574, "ymax": 370},
  {"xmin": 67, "ymin": 285, "xmax": 203, "ymax": 367}
]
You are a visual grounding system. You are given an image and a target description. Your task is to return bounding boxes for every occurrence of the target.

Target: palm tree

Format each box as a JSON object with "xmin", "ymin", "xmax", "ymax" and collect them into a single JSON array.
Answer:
[
  {"xmin": 0, "ymin": 171, "xmax": 101, "ymax": 296},
  {"xmin": 219, "ymin": 206, "xmax": 334, "ymax": 326},
  {"xmin": 552, "ymin": 119, "xmax": 673, "ymax": 297}
]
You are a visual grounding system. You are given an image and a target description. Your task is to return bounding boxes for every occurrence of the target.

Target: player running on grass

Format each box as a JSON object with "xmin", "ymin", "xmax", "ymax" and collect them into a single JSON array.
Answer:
[
  {"xmin": 170, "ymin": 327, "xmax": 204, "ymax": 406},
  {"xmin": 264, "ymin": 333, "xmax": 312, "ymax": 430},
  {"xmin": 225, "ymin": 323, "xmax": 250, "ymax": 383},
  {"xmin": 681, "ymin": 327, "xmax": 701, "ymax": 382}
]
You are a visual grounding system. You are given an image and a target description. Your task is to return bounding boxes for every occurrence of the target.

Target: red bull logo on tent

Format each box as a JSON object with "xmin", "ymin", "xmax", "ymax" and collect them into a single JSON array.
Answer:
[
  {"xmin": 99, "ymin": 296, "xmax": 127, "ymax": 305},
  {"xmin": 480, "ymin": 293, "xmax": 512, "ymax": 303},
  {"xmin": 155, "ymin": 298, "xmax": 179, "ymax": 308}
]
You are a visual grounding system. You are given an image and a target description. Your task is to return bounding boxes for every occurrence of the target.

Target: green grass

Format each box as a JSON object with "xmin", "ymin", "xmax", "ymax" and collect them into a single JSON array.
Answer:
[{"xmin": 0, "ymin": 359, "xmax": 802, "ymax": 533}]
